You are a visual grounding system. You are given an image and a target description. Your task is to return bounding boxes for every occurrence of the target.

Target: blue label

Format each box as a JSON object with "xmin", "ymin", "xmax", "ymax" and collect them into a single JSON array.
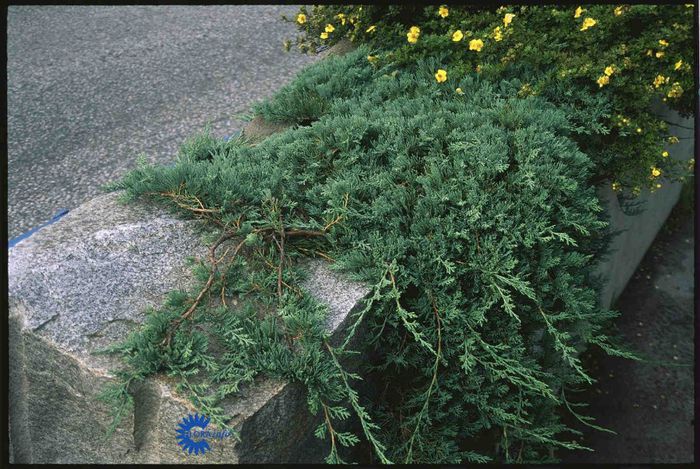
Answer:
[{"xmin": 176, "ymin": 413, "xmax": 232, "ymax": 456}]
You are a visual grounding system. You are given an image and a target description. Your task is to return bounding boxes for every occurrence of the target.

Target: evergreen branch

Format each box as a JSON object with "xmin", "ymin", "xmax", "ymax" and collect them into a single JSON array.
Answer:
[
  {"xmin": 325, "ymin": 341, "xmax": 393, "ymax": 464},
  {"xmin": 538, "ymin": 307, "xmax": 593, "ymax": 384},
  {"xmin": 405, "ymin": 294, "xmax": 442, "ymax": 463},
  {"xmin": 337, "ymin": 265, "xmax": 392, "ymax": 352},
  {"xmin": 561, "ymin": 388, "xmax": 616, "ymax": 435},
  {"xmin": 388, "ymin": 265, "xmax": 437, "ymax": 357},
  {"xmin": 321, "ymin": 402, "xmax": 345, "ymax": 464},
  {"xmin": 467, "ymin": 324, "xmax": 559, "ymax": 403}
]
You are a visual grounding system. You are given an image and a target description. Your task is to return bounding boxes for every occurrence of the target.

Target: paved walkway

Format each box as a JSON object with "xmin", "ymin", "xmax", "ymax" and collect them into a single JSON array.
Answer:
[
  {"xmin": 562, "ymin": 201, "xmax": 694, "ymax": 463},
  {"xmin": 7, "ymin": 5, "xmax": 317, "ymax": 238}
]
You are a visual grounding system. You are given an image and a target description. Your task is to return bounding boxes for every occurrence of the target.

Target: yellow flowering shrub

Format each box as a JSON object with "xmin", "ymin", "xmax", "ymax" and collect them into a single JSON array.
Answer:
[
  {"xmin": 580, "ymin": 17, "xmax": 597, "ymax": 31},
  {"xmin": 653, "ymin": 74, "xmax": 666, "ymax": 88},
  {"xmin": 434, "ymin": 68, "xmax": 447, "ymax": 82},
  {"xmin": 492, "ymin": 26, "xmax": 503, "ymax": 41},
  {"xmin": 468, "ymin": 38, "xmax": 484, "ymax": 51},
  {"xmin": 503, "ymin": 12, "xmax": 515, "ymax": 26},
  {"xmin": 406, "ymin": 25, "xmax": 420, "ymax": 43},
  {"xmin": 667, "ymin": 82, "xmax": 683, "ymax": 98},
  {"xmin": 287, "ymin": 4, "xmax": 694, "ymax": 189}
]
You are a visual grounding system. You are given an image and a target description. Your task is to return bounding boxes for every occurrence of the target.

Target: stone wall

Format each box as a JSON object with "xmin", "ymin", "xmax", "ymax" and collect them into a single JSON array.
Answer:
[{"xmin": 8, "ymin": 192, "xmax": 369, "ymax": 463}]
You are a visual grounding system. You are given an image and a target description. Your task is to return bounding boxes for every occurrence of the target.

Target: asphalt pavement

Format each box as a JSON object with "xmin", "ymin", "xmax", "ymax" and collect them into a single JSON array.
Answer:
[
  {"xmin": 7, "ymin": 5, "xmax": 318, "ymax": 239},
  {"xmin": 562, "ymin": 200, "xmax": 694, "ymax": 463}
]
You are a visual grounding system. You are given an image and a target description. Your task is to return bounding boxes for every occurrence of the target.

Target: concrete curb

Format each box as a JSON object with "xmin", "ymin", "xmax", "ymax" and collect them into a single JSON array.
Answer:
[{"xmin": 595, "ymin": 105, "xmax": 694, "ymax": 309}]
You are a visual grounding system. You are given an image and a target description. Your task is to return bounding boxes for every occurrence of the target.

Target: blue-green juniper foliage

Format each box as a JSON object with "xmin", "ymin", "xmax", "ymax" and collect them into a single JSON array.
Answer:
[{"xmin": 102, "ymin": 48, "xmax": 636, "ymax": 463}]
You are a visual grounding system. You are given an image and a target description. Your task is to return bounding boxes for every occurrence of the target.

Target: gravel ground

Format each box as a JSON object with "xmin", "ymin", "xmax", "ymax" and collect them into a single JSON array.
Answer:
[
  {"xmin": 562, "ymin": 199, "xmax": 695, "ymax": 464},
  {"xmin": 7, "ymin": 5, "xmax": 318, "ymax": 239}
]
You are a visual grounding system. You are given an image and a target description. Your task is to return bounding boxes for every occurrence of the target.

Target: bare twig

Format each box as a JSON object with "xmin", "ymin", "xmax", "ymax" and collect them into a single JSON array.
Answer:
[{"xmin": 161, "ymin": 231, "xmax": 245, "ymax": 346}]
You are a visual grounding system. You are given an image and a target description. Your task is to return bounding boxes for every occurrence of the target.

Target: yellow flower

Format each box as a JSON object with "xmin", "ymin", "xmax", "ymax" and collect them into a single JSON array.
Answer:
[
  {"xmin": 651, "ymin": 167, "xmax": 662, "ymax": 178},
  {"xmin": 367, "ymin": 55, "xmax": 379, "ymax": 63},
  {"xmin": 653, "ymin": 74, "xmax": 666, "ymax": 88},
  {"xmin": 452, "ymin": 30, "xmax": 464, "ymax": 42},
  {"xmin": 320, "ymin": 32, "xmax": 329, "ymax": 40},
  {"xmin": 439, "ymin": 6, "xmax": 449, "ymax": 18},
  {"xmin": 656, "ymin": 51, "xmax": 665, "ymax": 58},
  {"xmin": 456, "ymin": 87, "xmax": 464, "ymax": 95},
  {"xmin": 646, "ymin": 49, "xmax": 653, "ymax": 56},
  {"xmin": 636, "ymin": 127, "xmax": 642, "ymax": 133},
  {"xmin": 614, "ymin": 6, "xmax": 624, "ymax": 16},
  {"xmin": 662, "ymin": 151, "xmax": 669, "ymax": 158},
  {"xmin": 668, "ymin": 135, "xmax": 679, "ymax": 144},
  {"xmin": 674, "ymin": 59, "xmax": 683, "ymax": 70},
  {"xmin": 504, "ymin": 13, "xmax": 515, "ymax": 27},
  {"xmin": 296, "ymin": 13, "xmax": 307, "ymax": 25},
  {"xmin": 469, "ymin": 38, "xmax": 484, "ymax": 52},
  {"xmin": 325, "ymin": 24, "xmax": 335, "ymax": 33},
  {"xmin": 407, "ymin": 26, "xmax": 420, "ymax": 43},
  {"xmin": 492, "ymin": 26, "xmax": 503, "ymax": 41},
  {"xmin": 604, "ymin": 66, "xmax": 614, "ymax": 76},
  {"xmin": 668, "ymin": 82, "xmax": 683, "ymax": 98},
  {"xmin": 658, "ymin": 39, "xmax": 669, "ymax": 47},
  {"xmin": 574, "ymin": 6, "xmax": 585, "ymax": 18},
  {"xmin": 612, "ymin": 181, "xmax": 621, "ymax": 192},
  {"xmin": 580, "ymin": 17, "xmax": 597, "ymax": 31},
  {"xmin": 336, "ymin": 13, "xmax": 346, "ymax": 25},
  {"xmin": 366, "ymin": 25, "xmax": 376, "ymax": 33},
  {"xmin": 597, "ymin": 75, "xmax": 610, "ymax": 87},
  {"xmin": 435, "ymin": 69, "xmax": 447, "ymax": 83}
]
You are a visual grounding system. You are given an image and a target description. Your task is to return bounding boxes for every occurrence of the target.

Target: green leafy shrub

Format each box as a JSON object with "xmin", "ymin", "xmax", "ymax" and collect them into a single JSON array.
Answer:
[
  {"xmin": 286, "ymin": 4, "xmax": 695, "ymax": 191},
  {"xmin": 105, "ymin": 49, "xmax": 636, "ymax": 463}
]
